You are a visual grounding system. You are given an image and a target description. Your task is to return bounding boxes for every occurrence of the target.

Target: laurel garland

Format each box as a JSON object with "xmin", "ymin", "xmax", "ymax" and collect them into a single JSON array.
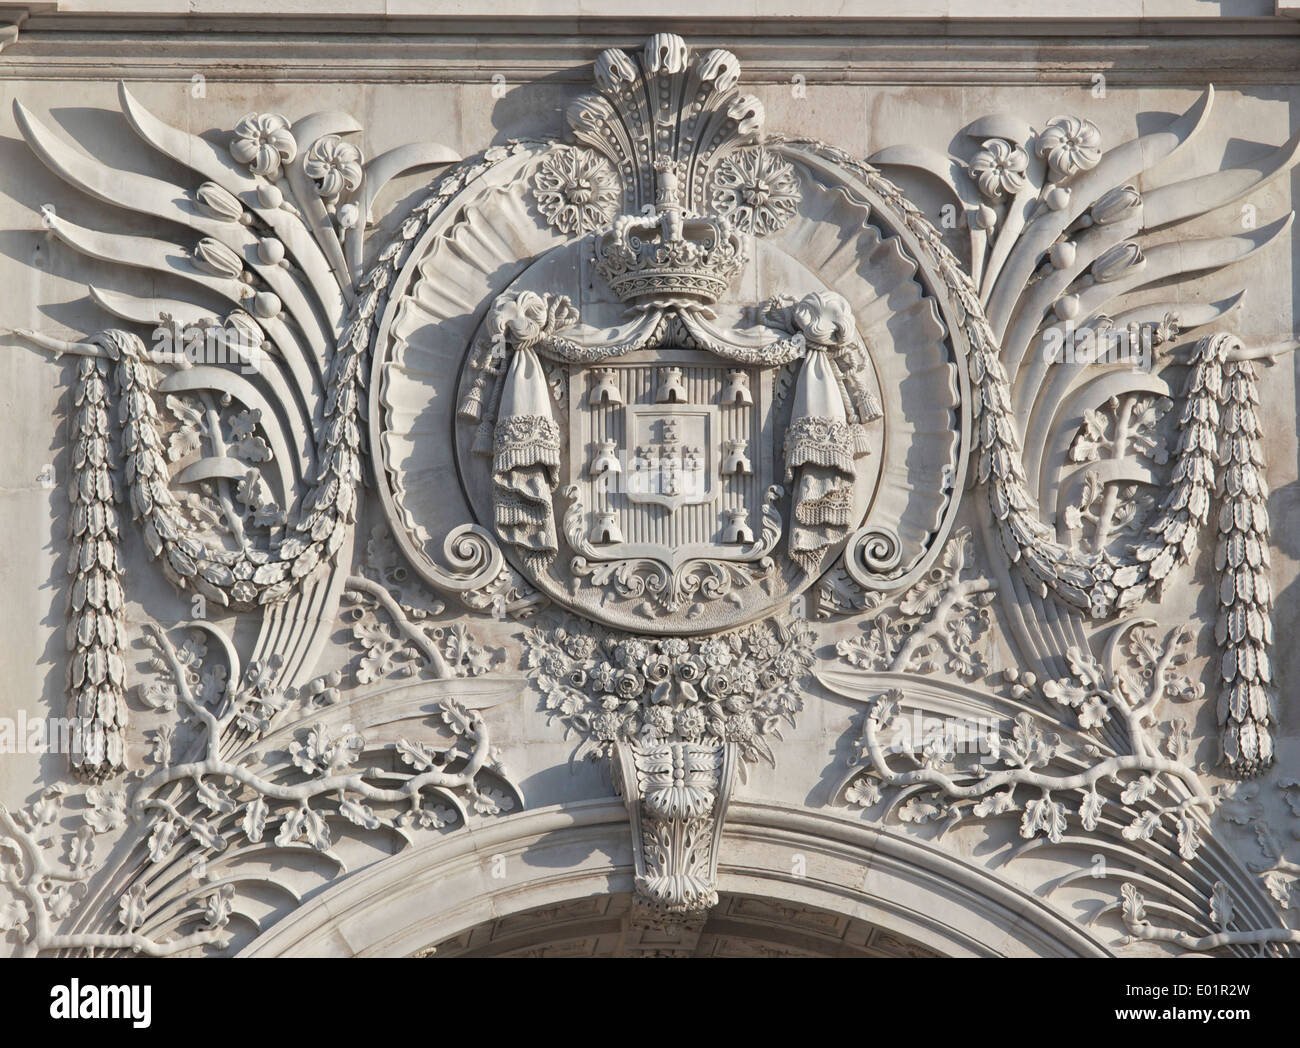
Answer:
[
  {"xmin": 66, "ymin": 356, "xmax": 129, "ymax": 778},
  {"xmin": 1215, "ymin": 354, "xmax": 1276, "ymax": 774}
]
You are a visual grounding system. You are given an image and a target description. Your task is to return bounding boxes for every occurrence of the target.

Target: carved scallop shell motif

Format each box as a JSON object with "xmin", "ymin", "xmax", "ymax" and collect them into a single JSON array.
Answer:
[{"xmin": 371, "ymin": 36, "xmax": 967, "ymax": 632}]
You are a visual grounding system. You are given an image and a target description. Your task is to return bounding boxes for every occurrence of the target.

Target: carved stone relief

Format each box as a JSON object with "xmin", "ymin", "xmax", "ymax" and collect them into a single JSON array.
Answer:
[{"xmin": 2, "ymin": 24, "xmax": 1299, "ymax": 957}]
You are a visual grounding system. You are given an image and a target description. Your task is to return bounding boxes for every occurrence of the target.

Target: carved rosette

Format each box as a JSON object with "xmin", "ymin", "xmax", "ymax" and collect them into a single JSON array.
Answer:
[
  {"xmin": 710, "ymin": 147, "xmax": 802, "ymax": 236},
  {"xmin": 531, "ymin": 145, "xmax": 621, "ymax": 235}
]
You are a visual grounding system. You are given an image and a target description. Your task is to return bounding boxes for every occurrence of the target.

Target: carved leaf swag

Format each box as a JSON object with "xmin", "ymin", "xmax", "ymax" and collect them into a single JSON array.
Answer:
[
  {"xmin": 524, "ymin": 617, "xmax": 814, "ymax": 767},
  {"xmin": 38, "ymin": 312, "xmax": 363, "ymax": 781}
]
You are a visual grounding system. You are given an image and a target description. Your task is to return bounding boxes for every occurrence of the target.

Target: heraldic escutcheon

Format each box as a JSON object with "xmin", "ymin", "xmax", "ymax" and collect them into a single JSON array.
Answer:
[{"xmin": 371, "ymin": 35, "xmax": 969, "ymax": 636}]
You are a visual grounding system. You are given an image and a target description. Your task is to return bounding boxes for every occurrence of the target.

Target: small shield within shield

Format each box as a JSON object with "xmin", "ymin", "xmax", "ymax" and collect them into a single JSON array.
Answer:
[{"xmin": 571, "ymin": 353, "xmax": 771, "ymax": 568}]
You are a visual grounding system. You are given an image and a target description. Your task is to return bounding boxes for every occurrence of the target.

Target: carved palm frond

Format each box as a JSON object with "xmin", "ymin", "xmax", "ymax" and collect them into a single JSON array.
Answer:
[{"xmin": 12, "ymin": 87, "xmax": 459, "ymax": 776}]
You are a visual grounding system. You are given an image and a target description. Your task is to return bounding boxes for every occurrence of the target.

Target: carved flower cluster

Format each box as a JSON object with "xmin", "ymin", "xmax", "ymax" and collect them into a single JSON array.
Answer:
[{"xmin": 525, "ymin": 619, "xmax": 815, "ymax": 765}]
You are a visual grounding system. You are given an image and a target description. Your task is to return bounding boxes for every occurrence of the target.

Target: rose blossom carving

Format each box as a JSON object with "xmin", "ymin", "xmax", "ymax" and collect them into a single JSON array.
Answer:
[{"xmin": 525, "ymin": 619, "xmax": 815, "ymax": 766}]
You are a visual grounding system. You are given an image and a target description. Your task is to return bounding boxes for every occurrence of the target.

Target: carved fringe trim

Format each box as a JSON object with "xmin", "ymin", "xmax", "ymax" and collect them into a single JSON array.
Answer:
[
  {"xmin": 493, "ymin": 413, "xmax": 561, "ymax": 557},
  {"xmin": 493, "ymin": 415, "xmax": 561, "ymax": 476},
  {"xmin": 495, "ymin": 494, "xmax": 551, "ymax": 528},
  {"xmin": 793, "ymin": 484, "xmax": 854, "ymax": 527},
  {"xmin": 784, "ymin": 418, "xmax": 856, "ymax": 479}
]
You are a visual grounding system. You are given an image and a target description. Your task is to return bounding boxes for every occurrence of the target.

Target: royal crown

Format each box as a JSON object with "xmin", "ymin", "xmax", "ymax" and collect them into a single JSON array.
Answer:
[{"xmin": 593, "ymin": 162, "xmax": 747, "ymax": 307}]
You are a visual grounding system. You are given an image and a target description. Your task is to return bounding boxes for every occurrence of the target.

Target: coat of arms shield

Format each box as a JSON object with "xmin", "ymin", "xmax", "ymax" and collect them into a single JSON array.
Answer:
[{"xmin": 570, "ymin": 352, "xmax": 772, "ymax": 572}]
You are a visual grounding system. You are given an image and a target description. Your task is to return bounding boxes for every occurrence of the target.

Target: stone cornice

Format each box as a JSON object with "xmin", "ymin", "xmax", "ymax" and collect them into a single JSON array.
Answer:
[
  {"xmin": 2, "ymin": 29, "xmax": 1300, "ymax": 84},
  {"xmin": 3, "ymin": 0, "xmax": 1299, "ymax": 22},
  {"xmin": 3, "ymin": 1, "xmax": 1298, "ymax": 83}
]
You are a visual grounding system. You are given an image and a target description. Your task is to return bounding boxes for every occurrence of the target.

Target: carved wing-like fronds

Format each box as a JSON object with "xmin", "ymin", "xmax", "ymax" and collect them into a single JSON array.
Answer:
[
  {"xmin": 13, "ymin": 88, "xmax": 459, "ymax": 775},
  {"xmin": 869, "ymin": 90, "xmax": 1298, "ymax": 775},
  {"xmin": 873, "ymin": 89, "xmax": 1298, "ymax": 504}
]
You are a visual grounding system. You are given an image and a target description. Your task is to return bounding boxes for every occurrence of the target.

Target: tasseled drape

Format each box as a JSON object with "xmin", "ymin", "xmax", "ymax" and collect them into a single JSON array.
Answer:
[
  {"xmin": 784, "ymin": 348, "xmax": 861, "ymax": 572},
  {"xmin": 492, "ymin": 346, "xmax": 560, "ymax": 563}
]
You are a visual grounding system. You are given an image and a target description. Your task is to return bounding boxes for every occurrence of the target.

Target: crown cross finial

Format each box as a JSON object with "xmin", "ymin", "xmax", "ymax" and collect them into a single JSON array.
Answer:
[{"xmin": 654, "ymin": 159, "xmax": 683, "ymax": 212}]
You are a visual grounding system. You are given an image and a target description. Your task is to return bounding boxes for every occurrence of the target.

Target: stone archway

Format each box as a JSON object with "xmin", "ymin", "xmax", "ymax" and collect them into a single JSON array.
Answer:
[
  {"xmin": 424, "ymin": 892, "xmax": 942, "ymax": 958},
  {"xmin": 239, "ymin": 800, "xmax": 1111, "ymax": 958}
]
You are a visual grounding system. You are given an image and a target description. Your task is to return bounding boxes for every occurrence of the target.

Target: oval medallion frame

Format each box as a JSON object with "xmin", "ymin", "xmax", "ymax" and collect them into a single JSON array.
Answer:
[{"xmin": 369, "ymin": 41, "xmax": 973, "ymax": 633}]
